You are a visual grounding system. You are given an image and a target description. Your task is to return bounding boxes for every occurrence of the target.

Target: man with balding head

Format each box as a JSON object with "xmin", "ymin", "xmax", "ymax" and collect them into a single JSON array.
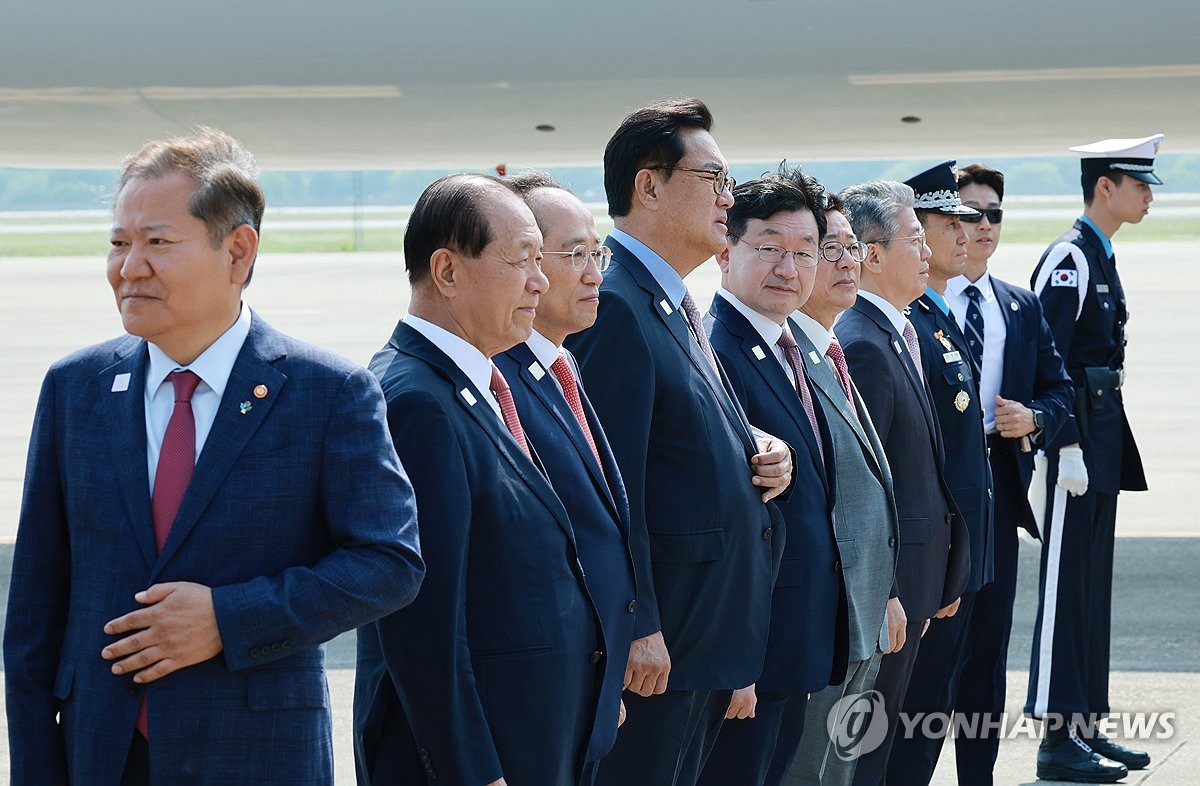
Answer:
[
  {"xmin": 495, "ymin": 172, "xmax": 637, "ymax": 780},
  {"xmin": 834, "ymin": 181, "xmax": 969, "ymax": 785},
  {"xmin": 354, "ymin": 174, "xmax": 605, "ymax": 786}
]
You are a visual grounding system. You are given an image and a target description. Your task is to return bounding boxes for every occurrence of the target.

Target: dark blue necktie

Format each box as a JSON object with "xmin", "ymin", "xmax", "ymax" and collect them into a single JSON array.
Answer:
[{"xmin": 964, "ymin": 285, "xmax": 985, "ymax": 375}]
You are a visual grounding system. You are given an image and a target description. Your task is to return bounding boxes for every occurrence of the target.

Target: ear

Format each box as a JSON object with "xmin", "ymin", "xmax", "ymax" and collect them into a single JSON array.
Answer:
[
  {"xmin": 1096, "ymin": 175, "xmax": 1116, "ymax": 200},
  {"xmin": 716, "ymin": 238, "xmax": 733, "ymax": 274},
  {"xmin": 632, "ymin": 169, "xmax": 660, "ymax": 212},
  {"xmin": 227, "ymin": 224, "xmax": 259, "ymax": 286},
  {"xmin": 862, "ymin": 242, "xmax": 885, "ymax": 273},
  {"xmin": 428, "ymin": 247, "xmax": 459, "ymax": 298}
]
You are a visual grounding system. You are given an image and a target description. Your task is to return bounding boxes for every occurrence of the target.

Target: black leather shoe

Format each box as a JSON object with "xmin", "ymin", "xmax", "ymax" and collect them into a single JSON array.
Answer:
[
  {"xmin": 1037, "ymin": 729, "xmax": 1128, "ymax": 783},
  {"xmin": 1086, "ymin": 732, "xmax": 1151, "ymax": 770}
]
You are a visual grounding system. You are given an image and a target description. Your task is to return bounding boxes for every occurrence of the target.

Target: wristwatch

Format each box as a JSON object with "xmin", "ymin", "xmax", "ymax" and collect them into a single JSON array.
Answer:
[{"xmin": 1032, "ymin": 409, "xmax": 1045, "ymax": 429}]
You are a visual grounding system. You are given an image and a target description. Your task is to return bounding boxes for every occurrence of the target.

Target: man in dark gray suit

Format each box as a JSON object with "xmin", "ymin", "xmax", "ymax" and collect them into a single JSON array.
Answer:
[
  {"xmin": 834, "ymin": 181, "xmax": 970, "ymax": 786},
  {"xmin": 784, "ymin": 196, "xmax": 900, "ymax": 786}
]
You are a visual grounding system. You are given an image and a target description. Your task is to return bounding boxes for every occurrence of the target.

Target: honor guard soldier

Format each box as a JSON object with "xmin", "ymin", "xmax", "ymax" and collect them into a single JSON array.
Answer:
[{"xmin": 1027, "ymin": 135, "xmax": 1162, "ymax": 783}]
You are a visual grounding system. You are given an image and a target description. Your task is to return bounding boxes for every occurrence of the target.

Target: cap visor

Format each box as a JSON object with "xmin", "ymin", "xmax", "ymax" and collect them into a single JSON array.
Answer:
[{"xmin": 1126, "ymin": 171, "xmax": 1163, "ymax": 185}]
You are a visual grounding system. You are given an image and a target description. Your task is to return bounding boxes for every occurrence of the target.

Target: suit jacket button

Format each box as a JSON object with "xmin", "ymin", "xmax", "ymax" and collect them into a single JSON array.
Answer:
[
  {"xmin": 249, "ymin": 646, "xmax": 261, "ymax": 658},
  {"xmin": 762, "ymin": 527, "xmax": 773, "ymax": 541},
  {"xmin": 945, "ymin": 513, "xmax": 954, "ymax": 525},
  {"xmin": 627, "ymin": 600, "xmax": 637, "ymax": 614},
  {"xmin": 833, "ymin": 560, "xmax": 842, "ymax": 573},
  {"xmin": 590, "ymin": 651, "xmax": 604, "ymax": 664},
  {"xmin": 888, "ymin": 536, "xmax": 897, "ymax": 548},
  {"xmin": 270, "ymin": 642, "xmax": 282, "ymax": 652}
]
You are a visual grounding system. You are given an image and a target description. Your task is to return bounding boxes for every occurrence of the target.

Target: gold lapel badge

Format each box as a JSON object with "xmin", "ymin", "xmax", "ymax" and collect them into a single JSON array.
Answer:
[
  {"xmin": 253, "ymin": 384, "xmax": 268, "ymax": 399},
  {"xmin": 955, "ymin": 390, "xmax": 971, "ymax": 412}
]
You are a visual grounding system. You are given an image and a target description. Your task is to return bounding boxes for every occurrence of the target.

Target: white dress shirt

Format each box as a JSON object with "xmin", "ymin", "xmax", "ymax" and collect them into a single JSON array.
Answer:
[
  {"xmin": 946, "ymin": 273, "xmax": 1007, "ymax": 432},
  {"xmin": 405, "ymin": 314, "xmax": 504, "ymax": 422},
  {"xmin": 145, "ymin": 305, "xmax": 251, "ymax": 494}
]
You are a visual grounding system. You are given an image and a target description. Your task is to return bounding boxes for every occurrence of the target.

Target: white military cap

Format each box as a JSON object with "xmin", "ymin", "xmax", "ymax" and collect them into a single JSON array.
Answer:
[{"xmin": 1070, "ymin": 134, "xmax": 1165, "ymax": 185}]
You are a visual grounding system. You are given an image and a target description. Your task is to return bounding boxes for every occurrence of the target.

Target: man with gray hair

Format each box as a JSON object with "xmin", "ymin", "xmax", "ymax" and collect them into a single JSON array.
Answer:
[
  {"xmin": 832, "ymin": 181, "xmax": 969, "ymax": 785},
  {"xmin": 4, "ymin": 127, "xmax": 424, "ymax": 784}
]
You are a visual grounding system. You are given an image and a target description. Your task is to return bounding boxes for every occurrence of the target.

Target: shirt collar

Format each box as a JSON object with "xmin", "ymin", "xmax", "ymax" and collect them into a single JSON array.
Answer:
[
  {"xmin": 793, "ymin": 310, "xmax": 832, "ymax": 355},
  {"xmin": 525, "ymin": 330, "xmax": 561, "ymax": 370},
  {"xmin": 947, "ymin": 271, "xmax": 995, "ymax": 301},
  {"xmin": 145, "ymin": 304, "xmax": 251, "ymax": 399},
  {"xmin": 403, "ymin": 314, "xmax": 495, "ymax": 400},
  {"xmin": 717, "ymin": 288, "xmax": 784, "ymax": 346},
  {"xmin": 609, "ymin": 227, "xmax": 687, "ymax": 308},
  {"xmin": 924, "ymin": 286, "xmax": 951, "ymax": 315},
  {"xmin": 1080, "ymin": 215, "xmax": 1114, "ymax": 258},
  {"xmin": 856, "ymin": 290, "xmax": 909, "ymax": 334}
]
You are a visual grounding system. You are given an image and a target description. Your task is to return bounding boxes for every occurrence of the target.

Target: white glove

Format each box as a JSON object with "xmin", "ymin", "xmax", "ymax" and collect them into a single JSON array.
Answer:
[{"xmin": 1056, "ymin": 446, "xmax": 1089, "ymax": 497}]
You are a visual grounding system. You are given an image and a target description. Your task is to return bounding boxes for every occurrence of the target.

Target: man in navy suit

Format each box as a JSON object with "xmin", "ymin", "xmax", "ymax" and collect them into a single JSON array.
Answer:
[
  {"xmin": 887, "ymin": 161, "xmax": 994, "ymax": 785},
  {"xmin": 495, "ymin": 172, "xmax": 637, "ymax": 780},
  {"xmin": 566, "ymin": 98, "xmax": 792, "ymax": 786},
  {"xmin": 936, "ymin": 163, "xmax": 1074, "ymax": 784},
  {"xmin": 3, "ymin": 128, "xmax": 424, "ymax": 785},
  {"xmin": 834, "ymin": 181, "xmax": 970, "ymax": 786},
  {"xmin": 354, "ymin": 174, "xmax": 605, "ymax": 786},
  {"xmin": 697, "ymin": 165, "xmax": 848, "ymax": 786}
]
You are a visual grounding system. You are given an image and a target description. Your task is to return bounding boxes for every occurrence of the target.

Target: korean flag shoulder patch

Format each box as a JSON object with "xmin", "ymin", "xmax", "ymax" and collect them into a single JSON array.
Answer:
[{"xmin": 1051, "ymin": 269, "xmax": 1078, "ymax": 288}]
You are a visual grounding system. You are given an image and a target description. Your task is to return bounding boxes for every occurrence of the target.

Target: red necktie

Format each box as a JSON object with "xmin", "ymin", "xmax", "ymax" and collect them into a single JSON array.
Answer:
[
  {"xmin": 549, "ymin": 354, "xmax": 604, "ymax": 473},
  {"xmin": 777, "ymin": 328, "xmax": 825, "ymax": 466},
  {"xmin": 490, "ymin": 365, "xmax": 531, "ymax": 458},
  {"xmin": 825, "ymin": 337, "xmax": 860, "ymax": 420},
  {"xmin": 139, "ymin": 369, "xmax": 201, "ymax": 738}
]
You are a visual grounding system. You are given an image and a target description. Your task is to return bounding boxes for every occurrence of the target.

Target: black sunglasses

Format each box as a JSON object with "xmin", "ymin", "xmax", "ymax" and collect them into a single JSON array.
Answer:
[{"xmin": 961, "ymin": 208, "xmax": 1003, "ymax": 224}]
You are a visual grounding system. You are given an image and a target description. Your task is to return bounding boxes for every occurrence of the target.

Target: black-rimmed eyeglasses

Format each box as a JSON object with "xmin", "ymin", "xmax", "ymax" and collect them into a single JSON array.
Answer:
[
  {"xmin": 650, "ymin": 166, "xmax": 736, "ymax": 195},
  {"xmin": 821, "ymin": 240, "xmax": 868, "ymax": 263},
  {"xmin": 541, "ymin": 245, "xmax": 612, "ymax": 272}
]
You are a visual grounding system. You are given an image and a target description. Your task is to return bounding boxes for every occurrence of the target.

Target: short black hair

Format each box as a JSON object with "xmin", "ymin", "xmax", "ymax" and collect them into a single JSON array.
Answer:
[
  {"xmin": 507, "ymin": 170, "xmax": 568, "ymax": 196},
  {"xmin": 956, "ymin": 163, "xmax": 1006, "ymax": 201},
  {"xmin": 726, "ymin": 162, "xmax": 829, "ymax": 242},
  {"xmin": 603, "ymin": 98, "xmax": 713, "ymax": 218},
  {"xmin": 403, "ymin": 173, "xmax": 518, "ymax": 285},
  {"xmin": 1081, "ymin": 169, "xmax": 1124, "ymax": 206}
]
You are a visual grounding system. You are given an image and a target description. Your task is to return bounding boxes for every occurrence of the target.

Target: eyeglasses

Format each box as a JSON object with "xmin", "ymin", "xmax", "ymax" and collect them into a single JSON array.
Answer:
[
  {"xmin": 729, "ymin": 234, "xmax": 818, "ymax": 268},
  {"xmin": 865, "ymin": 229, "xmax": 927, "ymax": 247},
  {"xmin": 651, "ymin": 166, "xmax": 736, "ymax": 195},
  {"xmin": 960, "ymin": 208, "xmax": 1003, "ymax": 224},
  {"xmin": 541, "ymin": 245, "xmax": 612, "ymax": 272},
  {"xmin": 820, "ymin": 240, "xmax": 868, "ymax": 264}
]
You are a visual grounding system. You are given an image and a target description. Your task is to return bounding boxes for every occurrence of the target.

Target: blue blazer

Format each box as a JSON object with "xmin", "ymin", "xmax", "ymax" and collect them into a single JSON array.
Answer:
[
  {"xmin": 494, "ymin": 342, "xmax": 636, "ymax": 763},
  {"xmin": 836, "ymin": 297, "xmax": 970, "ymax": 619},
  {"xmin": 706, "ymin": 295, "xmax": 849, "ymax": 693},
  {"xmin": 354, "ymin": 321, "xmax": 603, "ymax": 786},
  {"xmin": 988, "ymin": 278, "xmax": 1075, "ymax": 536},
  {"xmin": 565, "ymin": 238, "xmax": 785, "ymax": 691},
  {"xmin": 3, "ymin": 314, "xmax": 423, "ymax": 786},
  {"xmin": 910, "ymin": 294, "xmax": 995, "ymax": 592}
]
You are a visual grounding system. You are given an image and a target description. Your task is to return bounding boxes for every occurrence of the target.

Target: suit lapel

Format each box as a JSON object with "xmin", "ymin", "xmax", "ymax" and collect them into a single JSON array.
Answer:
[
  {"xmin": 153, "ymin": 320, "xmax": 287, "ymax": 576},
  {"xmin": 509, "ymin": 343, "xmax": 619, "ymax": 515},
  {"xmin": 857, "ymin": 298, "xmax": 941, "ymax": 453},
  {"xmin": 790, "ymin": 321, "xmax": 879, "ymax": 471},
  {"xmin": 711, "ymin": 296, "xmax": 824, "ymax": 482},
  {"xmin": 610, "ymin": 239, "xmax": 756, "ymax": 452},
  {"xmin": 99, "ymin": 339, "xmax": 157, "ymax": 570},
  {"xmin": 993, "ymin": 279, "xmax": 1024, "ymax": 385},
  {"xmin": 393, "ymin": 323, "xmax": 579, "ymax": 547}
]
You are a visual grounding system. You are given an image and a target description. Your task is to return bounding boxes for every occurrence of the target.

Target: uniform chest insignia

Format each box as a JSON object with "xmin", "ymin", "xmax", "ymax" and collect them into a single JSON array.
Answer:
[{"xmin": 955, "ymin": 390, "xmax": 971, "ymax": 413}]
